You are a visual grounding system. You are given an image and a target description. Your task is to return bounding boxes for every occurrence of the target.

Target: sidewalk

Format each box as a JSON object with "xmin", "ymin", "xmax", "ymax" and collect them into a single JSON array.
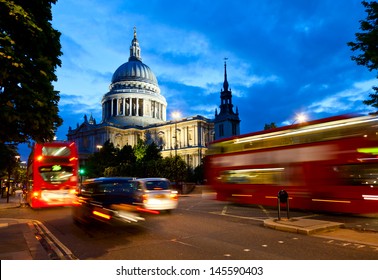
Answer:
[
  {"xmin": 0, "ymin": 194, "xmax": 77, "ymax": 260},
  {"xmin": 0, "ymin": 194, "xmax": 50, "ymax": 260},
  {"xmin": 0, "ymin": 191, "xmax": 23, "ymax": 209},
  {"xmin": 0, "ymin": 218, "xmax": 50, "ymax": 260}
]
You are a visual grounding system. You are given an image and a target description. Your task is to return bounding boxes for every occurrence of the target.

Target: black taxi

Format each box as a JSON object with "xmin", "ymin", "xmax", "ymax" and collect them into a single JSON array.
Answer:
[{"xmin": 72, "ymin": 177, "xmax": 145, "ymax": 226}]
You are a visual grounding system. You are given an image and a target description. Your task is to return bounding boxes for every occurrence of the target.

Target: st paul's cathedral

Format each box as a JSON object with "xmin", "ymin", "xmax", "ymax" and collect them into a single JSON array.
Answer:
[{"xmin": 67, "ymin": 29, "xmax": 240, "ymax": 168}]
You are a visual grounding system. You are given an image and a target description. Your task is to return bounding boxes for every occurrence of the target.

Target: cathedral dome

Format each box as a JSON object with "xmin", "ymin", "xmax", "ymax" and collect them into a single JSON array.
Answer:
[
  {"xmin": 101, "ymin": 28, "xmax": 167, "ymax": 127},
  {"xmin": 111, "ymin": 57, "xmax": 158, "ymax": 86}
]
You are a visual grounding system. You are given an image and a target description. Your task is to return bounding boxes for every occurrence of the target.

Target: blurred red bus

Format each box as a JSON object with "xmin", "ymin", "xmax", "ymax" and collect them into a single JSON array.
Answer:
[
  {"xmin": 205, "ymin": 114, "xmax": 378, "ymax": 215},
  {"xmin": 27, "ymin": 141, "xmax": 79, "ymax": 208}
]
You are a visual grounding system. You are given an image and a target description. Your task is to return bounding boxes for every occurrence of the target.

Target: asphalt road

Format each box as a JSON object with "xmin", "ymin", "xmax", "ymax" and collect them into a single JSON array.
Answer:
[{"xmin": 3, "ymin": 195, "xmax": 378, "ymax": 259}]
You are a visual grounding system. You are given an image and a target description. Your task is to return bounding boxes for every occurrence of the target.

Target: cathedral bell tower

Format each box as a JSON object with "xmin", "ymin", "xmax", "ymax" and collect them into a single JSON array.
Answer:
[{"xmin": 214, "ymin": 60, "xmax": 240, "ymax": 140}]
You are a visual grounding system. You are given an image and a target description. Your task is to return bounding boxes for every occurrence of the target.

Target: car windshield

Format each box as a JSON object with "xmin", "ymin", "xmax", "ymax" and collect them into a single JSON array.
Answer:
[
  {"xmin": 145, "ymin": 180, "xmax": 170, "ymax": 190},
  {"xmin": 96, "ymin": 182, "xmax": 137, "ymax": 194}
]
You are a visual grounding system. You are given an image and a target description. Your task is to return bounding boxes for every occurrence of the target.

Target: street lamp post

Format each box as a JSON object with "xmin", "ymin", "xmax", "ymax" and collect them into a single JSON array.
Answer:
[
  {"xmin": 174, "ymin": 121, "xmax": 178, "ymax": 157},
  {"xmin": 172, "ymin": 111, "xmax": 181, "ymax": 192},
  {"xmin": 292, "ymin": 113, "xmax": 307, "ymax": 124},
  {"xmin": 172, "ymin": 111, "xmax": 181, "ymax": 157}
]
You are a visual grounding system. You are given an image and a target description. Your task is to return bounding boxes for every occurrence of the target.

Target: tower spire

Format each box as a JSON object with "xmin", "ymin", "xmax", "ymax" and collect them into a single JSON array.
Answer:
[
  {"xmin": 223, "ymin": 58, "xmax": 229, "ymax": 91},
  {"xmin": 214, "ymin": 59, "xmax": 240, "ymax": 140}
]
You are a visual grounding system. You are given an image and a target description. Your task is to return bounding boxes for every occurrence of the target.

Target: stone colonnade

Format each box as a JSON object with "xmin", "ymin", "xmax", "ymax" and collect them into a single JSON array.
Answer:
[{"xmin": 103, "ymin": 97, "xmax": 165, "ymax": 120}]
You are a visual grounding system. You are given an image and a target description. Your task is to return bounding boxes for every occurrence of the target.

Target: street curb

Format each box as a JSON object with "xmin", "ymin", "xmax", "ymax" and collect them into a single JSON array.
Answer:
[
  {"xmin": 32, "ymin": 220, "xmax": 78, "ymax": 260},
  {"xmin": 263, "ymin": 218, "xmax": 343, "ymax": 235}
]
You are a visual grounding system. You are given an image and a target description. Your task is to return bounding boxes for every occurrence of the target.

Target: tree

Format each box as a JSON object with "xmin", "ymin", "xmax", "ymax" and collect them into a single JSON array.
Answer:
[
  {"xmin": 0, "ymin": 144, "xmax": 19, "ymax": 202},
  {"xmin": 132, "ymin": 140, "xmax": 163, "ymax": 177},
  {"xmin": 192, "ymin": 161, "xmax": 205, "ymax": 183},
  {"xmin": 133, "ymin": 139, "xmax": 147, "ymax": 162},
  {"xmin": 144, "ymin": 142, "xmax": 162, "ymax": 162},
  {"xmin": 0, "ymin": 144, "xmax": 16, "ymax": 177},
  {"xmin": 118, "ymin": 144, "xmax": 136, "ymax": 165},
  {"xmin": 84, "ymin": 139, "xmax": 196, "ymax": 182},
  {"xmin": 264, "ymin": 122, "xmax": 277, "ymax": 130},
  {"xmin": 0, "ymin": 0, "xmax": 62, "ymax": 144},
  {"xmin": 158, "ymin": 156, "xmax": 188, "ymax": 183},
  {"xmin": 86, "ymin": 140, "xmax": 118, "ymax": 177},
  {"xmin": 348, "ymin": 1, "xmax": 378, "ymax": 112}
]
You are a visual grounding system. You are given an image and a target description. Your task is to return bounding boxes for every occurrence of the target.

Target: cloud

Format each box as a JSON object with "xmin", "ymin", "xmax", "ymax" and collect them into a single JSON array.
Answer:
[{"xmin": 308, "ymin": 79, "xmax": 376, "ymax": 114}]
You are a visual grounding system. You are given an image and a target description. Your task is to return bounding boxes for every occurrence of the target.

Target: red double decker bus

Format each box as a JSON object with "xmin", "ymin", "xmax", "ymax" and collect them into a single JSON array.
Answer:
[
  {"xmin": 26, "ymin": 141, "xmax": 79, "ymax": 208},
  {"xmin": 205, "ymin": 114, "xmax": 378, "ymax": 215}
]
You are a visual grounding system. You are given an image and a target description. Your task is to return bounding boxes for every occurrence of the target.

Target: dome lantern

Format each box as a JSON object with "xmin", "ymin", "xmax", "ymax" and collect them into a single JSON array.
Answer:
[{"xmin": 130, "ymin": 26, "xmax": 141, "ymax": 61}]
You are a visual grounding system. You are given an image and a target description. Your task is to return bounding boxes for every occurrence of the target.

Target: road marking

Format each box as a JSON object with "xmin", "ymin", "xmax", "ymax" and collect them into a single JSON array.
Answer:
[
  {"xmin": 211, "ymin": 205, "xmax": 322, "ymax": 223},
  {"xmin": 211, "ymin": 211, "xmax": 266, "ymax": 221},
  {"xmin": 258, "ymin": 205, "xmax": 273, "ymax": 218},
  {"xmin": 221, "ymin": 205, "xmax": 228, "ymax": 215},
  {"xmin": 170, "ymin": 238, "xmax": 198, "ymax": 248}
]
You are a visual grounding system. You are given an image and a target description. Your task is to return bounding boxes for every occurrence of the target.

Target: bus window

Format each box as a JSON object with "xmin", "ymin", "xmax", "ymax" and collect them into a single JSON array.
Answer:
[
  {"xmin": 38, "ymin": 165, "xmax": 74, "ymax": 183},
  {"xmin": 220, "ymin": 168, "xmax": 285, "ymax": 185},
  {"xmin": 42, "ymin": 146, "xmax": 71, "ymax": 157},
  {"xmin": 334, "ymin": 164, "xmax": 378, "ymax": 187}
]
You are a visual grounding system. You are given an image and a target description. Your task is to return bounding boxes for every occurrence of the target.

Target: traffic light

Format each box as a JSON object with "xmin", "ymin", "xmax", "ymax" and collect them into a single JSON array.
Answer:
[{"xmin": 79, "ymin": 168, "xmax": 85, "ymax": 184}]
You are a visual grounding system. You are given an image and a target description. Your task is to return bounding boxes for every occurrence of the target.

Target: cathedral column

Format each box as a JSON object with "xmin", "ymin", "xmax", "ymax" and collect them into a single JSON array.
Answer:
[
  {"xmin": 171, "ymin": 125, "xmax": 174, "ymax": 149},
  {"xmin": 136, "ymin": 98, "xmax": 139, "ymax": 116},
  {"xmin": 129, "ymin": 98, "xmax": 132, "ymax": 116},
  {"xmin": 183, "ymin": 126, "xmax": 187, "ymax": 147},
  {"xmin": 139, "ymin": 99, "xmax": 143, "ymax": 116},
  {"xmin": 194, "ymin": 124, "xmax": 198, "ymax": 146},
  {"xmin": 123, "ymin": 98, "xmax": 126, "ymax": 116},
  {"xmin": 111, "ymin": 98, "xmax": 114, "ymax": 116}
]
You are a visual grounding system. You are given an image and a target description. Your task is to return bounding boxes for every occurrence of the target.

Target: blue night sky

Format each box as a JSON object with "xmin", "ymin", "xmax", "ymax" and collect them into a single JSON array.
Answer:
[{"xmin": 18, "ymin": 0, "xmax": 378, "ymax": 160}]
